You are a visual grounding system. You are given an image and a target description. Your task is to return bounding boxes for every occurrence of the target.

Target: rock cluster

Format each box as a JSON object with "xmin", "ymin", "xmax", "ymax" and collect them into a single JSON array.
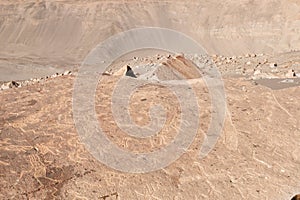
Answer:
[
  {"xmin": 211, "ymin": 53, "xmax": 300, "ymax": 80},
  {"xmin": 0, "ymin": 70, "xmax": 72, "ymax": 91}
]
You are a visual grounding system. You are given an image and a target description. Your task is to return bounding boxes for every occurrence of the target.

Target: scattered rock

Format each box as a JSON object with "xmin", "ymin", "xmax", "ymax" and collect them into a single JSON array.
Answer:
[
  {"xmin": 286, "ymin": 69, "xmax": 296, "ymax": 78},
  {"xmin": 0, "ymin": 70, "xmax": 72, "ymax": 91},
  {"xmin": 246, "ymin": 61, "xmax": 251, "ymax": 65},
  {"xmin": 269, "ymin": 63, "xmax": 277, "ymax": 68},
  {"xmin": 102, "ymin": 72, "xmax": 111, "ymax": 76},
  {"xmin": 9, "ymin": 81, "xmax": 20, "ymax": 88},
  {"xmin": 125, "ymin": 65, "xmax": 137, "ymax": 78},
  {"xmin": 63, "ymin": 71, "xmax": 71, "ymax": 76}
]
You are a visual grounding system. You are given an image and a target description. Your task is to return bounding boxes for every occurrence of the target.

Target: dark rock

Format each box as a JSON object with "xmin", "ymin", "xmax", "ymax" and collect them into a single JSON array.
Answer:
[
  {"xmin": 9, "ymin": 81, "xmax": 20, "ymax": 88},
  {"xmin": 125, "ymin": 65, "xmax": 137, "ymax": 78}
]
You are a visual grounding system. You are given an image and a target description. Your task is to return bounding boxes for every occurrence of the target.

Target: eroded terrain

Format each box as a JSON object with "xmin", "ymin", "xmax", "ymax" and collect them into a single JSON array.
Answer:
[{"xmin": 1, "ymin": 53, "xmax": 299, "ymax": 199}]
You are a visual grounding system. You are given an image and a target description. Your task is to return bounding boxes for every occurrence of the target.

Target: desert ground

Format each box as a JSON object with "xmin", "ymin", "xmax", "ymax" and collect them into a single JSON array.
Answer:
[{"xmin": 0, "ymin": 0, "xmax": 300, "ymax": 200}]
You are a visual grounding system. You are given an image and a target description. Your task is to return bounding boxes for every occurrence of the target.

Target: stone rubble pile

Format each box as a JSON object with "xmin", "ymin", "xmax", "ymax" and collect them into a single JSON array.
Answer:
[
  {"xmin": 210, "ymin": 53, "xmax": 299, "ymax": 80},
  {"xmin": 123, "ymin": 53, "xmax": 299, "ymax": 81},
  {"xmin": 0, "ymin": 70, "xmax": 72, "ymax": 91}
]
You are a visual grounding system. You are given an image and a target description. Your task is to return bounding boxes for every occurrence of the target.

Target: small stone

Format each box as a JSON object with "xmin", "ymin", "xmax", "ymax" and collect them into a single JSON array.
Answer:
[
  {"xmin": 63, "ymin": 71, "xmax": 71, "ymax": 76},
  {"xmin": 9, "ymin": 81, "xmax": 20, "ymax": 88},
  {"xmin": 102, "ymin": 72, "xmax": 111, "ymax": 76},
  {"xmin": 269, "ymin": 63, "xmax": 277, "ymax": 68},
  {"xmin": 286, "ymin": 69, "xmax": 296, "ymax": 78},
  {"xmin": 251, "ymin": 54, "xmax": 256, "ymax": 57},
  {"xmin": 246, "ymin": 61, "xmax": 251, "ymax": 65}
]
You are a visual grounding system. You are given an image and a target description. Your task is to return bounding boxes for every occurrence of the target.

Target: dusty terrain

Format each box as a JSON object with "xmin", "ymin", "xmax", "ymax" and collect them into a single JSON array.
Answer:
[
  {"xmin": 1, "ymin": 0, "xmax": 300, "ymax": 80},
  {"xmin": 0, "ymin": 0, "xmax": 300, "ymax": 200},
  {"xmin": 1, "ymin": 52, "xmax": 300, "ymax": 199}
]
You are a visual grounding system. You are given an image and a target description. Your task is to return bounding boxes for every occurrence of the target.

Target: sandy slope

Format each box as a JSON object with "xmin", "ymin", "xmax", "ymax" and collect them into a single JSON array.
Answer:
[{"xmin": 0, "ymin": 0, "xmax": 300, "ymax": 80}]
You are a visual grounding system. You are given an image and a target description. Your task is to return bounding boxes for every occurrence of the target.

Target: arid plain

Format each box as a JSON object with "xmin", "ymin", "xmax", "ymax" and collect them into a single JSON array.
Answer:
[{"xmin": 0, "ymin": 0, "xmax": 300, "ymax": 199}]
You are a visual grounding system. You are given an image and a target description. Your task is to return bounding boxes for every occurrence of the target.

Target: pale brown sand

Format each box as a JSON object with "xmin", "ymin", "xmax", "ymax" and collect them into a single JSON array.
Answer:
[
  {"xmin": 0, "ymin": 56, "xmax": 299, "ymax": 199},
  {"xmin": 0, "ymin": 1, "xmax": 300, "ymax": 199},
  {"xmin": 1, "ymin": 0, "xmax": 300, "ymax": 81}
]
